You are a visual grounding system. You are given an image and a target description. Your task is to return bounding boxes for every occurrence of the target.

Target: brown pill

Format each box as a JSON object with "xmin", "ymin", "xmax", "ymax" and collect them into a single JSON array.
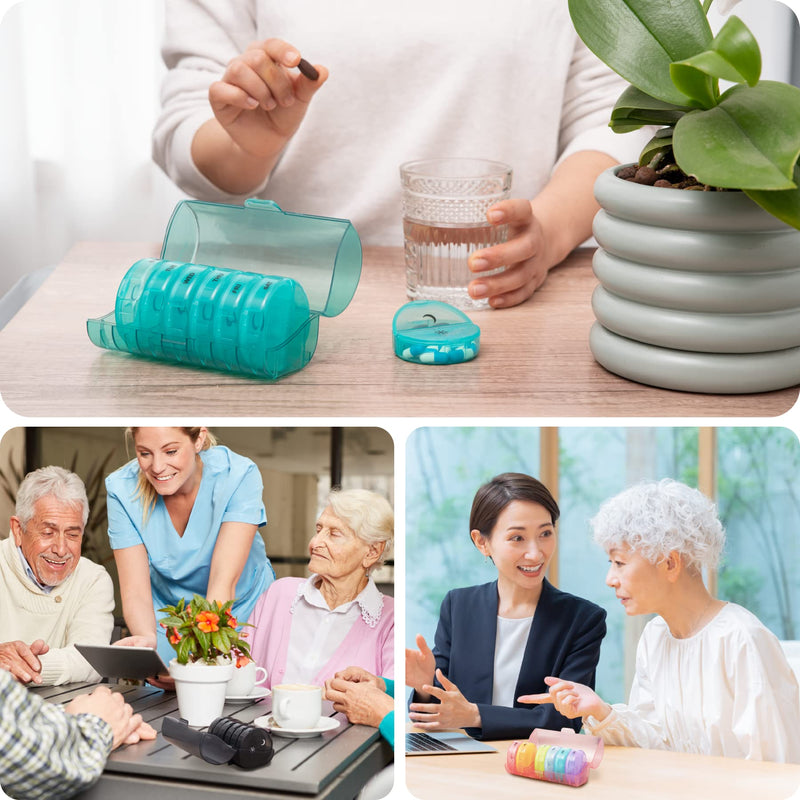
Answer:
[{"xmin": 297, "ymin": 58, "xmax": 319, "ymax": 81}]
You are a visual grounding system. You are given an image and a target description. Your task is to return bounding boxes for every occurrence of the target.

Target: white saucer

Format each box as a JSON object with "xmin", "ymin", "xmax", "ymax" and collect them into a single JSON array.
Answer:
[
  {"xmin": 225, "ymin": 687, "xmax": 271, "ymax": 703},
  {"xmin": 254, "ymin": 714, "xmax": 341, "ymax": 738}
]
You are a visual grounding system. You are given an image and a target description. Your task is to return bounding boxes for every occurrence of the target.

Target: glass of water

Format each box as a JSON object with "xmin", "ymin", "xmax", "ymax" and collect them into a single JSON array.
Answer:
[{"xmin": 400, "ymin": 158, "xmax": 513, "ymax": 311}]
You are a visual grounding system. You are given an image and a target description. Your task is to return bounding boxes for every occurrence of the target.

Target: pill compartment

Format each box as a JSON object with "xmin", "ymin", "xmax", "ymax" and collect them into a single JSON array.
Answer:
[
  {"xmin": 392, "ymin": 300, "xmax": 480, "ymax": 365},
  {"xmin": 86, "ymin": 198, "xmax": 362, "ymax": 380},
  {"xmin": 505, "ymin": 730, "xmax": 603, "ymax": 788}
]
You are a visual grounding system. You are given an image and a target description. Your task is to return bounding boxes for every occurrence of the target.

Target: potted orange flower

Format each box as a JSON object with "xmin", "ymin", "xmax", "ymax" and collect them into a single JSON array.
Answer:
[{"xmin": 159, "ymin": 595, "xmax": 252, "ymax": 725}]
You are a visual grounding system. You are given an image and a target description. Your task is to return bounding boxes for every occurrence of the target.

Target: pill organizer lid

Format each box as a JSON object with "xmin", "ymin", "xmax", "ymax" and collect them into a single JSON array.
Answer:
[
  {"xmin": 392, "ymin": 300, "xmax": 481, "ymax": 349},
  {"xmin": 160, "ymin": 198, "xmax": 361, "ymax": 317},
  {"xmin": 528, "ymin": 728, "xmax": 603, "ymax": 768}
]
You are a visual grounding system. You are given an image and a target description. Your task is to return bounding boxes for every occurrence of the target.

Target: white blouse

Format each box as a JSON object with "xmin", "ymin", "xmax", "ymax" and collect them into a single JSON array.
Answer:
[
  {"xmin": 584, "ymin": 603, "xmax": 800, "ymax": 763},
  {"xmin": 283, "ymin": 574, "xmax": 384, "ymax": 684},
  {"xmin": 492, "ymin": 615, "xmax": 534, "ymax": 707}
]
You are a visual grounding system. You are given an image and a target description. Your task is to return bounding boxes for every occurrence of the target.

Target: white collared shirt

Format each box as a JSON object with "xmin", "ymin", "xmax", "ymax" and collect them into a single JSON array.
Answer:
[
  {"xmin": 284, "ymin": 574, "xmax": 384, "ymax": 684},
  {"xmin": 17, "ymin": 545, "xmax": 53, "ymax": 594}
]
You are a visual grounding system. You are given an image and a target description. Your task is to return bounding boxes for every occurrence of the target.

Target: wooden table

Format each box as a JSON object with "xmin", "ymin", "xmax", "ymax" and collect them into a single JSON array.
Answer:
[
  {"xmin": 405, "ymin": 729, "xmax": 800, "ymax": 800},
  {"xmin": 0, "ymin": 242, "xmax": 795, "ymax": 417},
  {"xmin": 32, "ymin": 682, "xmax": 392, "ymax": 800}
]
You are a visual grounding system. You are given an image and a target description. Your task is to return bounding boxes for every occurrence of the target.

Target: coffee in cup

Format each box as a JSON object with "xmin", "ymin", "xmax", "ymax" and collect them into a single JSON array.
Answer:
[{"xmin": 271, "ymin": 683, "xmax": 322, "ymax": 729}]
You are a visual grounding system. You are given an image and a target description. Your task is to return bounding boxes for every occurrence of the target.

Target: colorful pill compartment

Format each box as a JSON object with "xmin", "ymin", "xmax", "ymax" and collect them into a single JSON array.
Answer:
[
  {"xmin": 392, "ymin": 300, "xmax": 480, "ymax": 365},
  {"xmin": 505, "ymin": 729, "xmax": 603, "ymax": 787},
  {"xmin": 87, "ymin": 199, "xmax": 362, "ymax": 380}
]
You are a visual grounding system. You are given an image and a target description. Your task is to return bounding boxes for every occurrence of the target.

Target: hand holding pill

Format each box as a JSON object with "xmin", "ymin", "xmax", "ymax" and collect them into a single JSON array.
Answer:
[{"xmin": 206, "ymin": 38, "xmax": 327, "ymax": 162}]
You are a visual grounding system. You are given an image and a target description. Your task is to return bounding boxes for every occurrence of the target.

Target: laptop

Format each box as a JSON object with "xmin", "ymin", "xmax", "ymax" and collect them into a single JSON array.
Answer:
[{"xmin": 406, "ymin": 731, "xmax": 498, "ymax": 756}]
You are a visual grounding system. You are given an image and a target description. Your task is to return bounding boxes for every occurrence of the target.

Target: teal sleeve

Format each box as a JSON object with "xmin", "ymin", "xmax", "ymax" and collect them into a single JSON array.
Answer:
[
  {"xmin": 384, "ymin": 678, "xmax": 394, "ymax": 698},
  {"xmin": 378, "ymin": 710, "xmax": 395, "ymax": 747}
]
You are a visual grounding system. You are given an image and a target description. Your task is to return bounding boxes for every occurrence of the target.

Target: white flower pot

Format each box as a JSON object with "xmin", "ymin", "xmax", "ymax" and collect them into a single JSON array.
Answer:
[
  {"xmin": 589, "ymin": 165, "xmax": 800, "ymax": 393},
  {"xmin": 169, "ymin": 658, "xmax": 235, "ymax": 727}
]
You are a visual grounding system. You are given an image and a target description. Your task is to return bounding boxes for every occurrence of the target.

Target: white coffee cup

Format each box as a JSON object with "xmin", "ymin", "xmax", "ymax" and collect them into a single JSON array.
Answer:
[
  {"xmin": 225, "ymin": 660, "xmax": 268, "ymax": 697},
  {"xmin": 271, "ymin": 683, "xmax": 322, "ymax": 729}
]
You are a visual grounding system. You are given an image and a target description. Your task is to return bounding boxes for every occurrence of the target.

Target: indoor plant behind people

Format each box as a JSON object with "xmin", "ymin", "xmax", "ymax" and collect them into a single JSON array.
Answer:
[
  {"xmin": 569, "ymin": 0, "xmax": 800, "ymax": 393},
  {"xmin": 159, "ymin": 595, "xmax": 252, "ymax": 726}
]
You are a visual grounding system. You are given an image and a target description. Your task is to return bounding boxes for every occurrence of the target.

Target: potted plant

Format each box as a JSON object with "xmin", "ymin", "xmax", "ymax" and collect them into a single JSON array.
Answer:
[
  {"xmin": 569, "ymin": 0, "xmax": 800, "ymax": 393},
  {"xmin": 159, "ymin": 595, "xmax": 252, "ymax": 726}
]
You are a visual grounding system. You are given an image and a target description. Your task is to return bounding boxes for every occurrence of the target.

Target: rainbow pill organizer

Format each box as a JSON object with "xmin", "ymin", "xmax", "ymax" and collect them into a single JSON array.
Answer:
[
  {"xmin": 506, "ymin": 728, "xmax": 604, "ymax": 787},
  {"xmin": 86, "ymin": 199, "xmax": 362, "ymax": 380},
  {"xmin": 392, "ymin": 300, "xmax": 480, "ymax": 365}
]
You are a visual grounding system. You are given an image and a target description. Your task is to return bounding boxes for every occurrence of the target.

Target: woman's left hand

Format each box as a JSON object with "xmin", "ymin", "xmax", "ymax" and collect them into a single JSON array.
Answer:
[
  {"xmin": 408, "ymin": 668, "xmax": 481, "ymax": 730},
  {"xmin": 467, "ymin": 199, "xmax": 553, "ymax": 309}
]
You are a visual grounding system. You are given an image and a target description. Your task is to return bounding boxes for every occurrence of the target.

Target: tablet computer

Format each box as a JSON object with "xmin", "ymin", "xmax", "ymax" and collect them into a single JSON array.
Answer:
[{"xmin": 75, "ymin": 644, "xmax": 169, "ymax": 680}]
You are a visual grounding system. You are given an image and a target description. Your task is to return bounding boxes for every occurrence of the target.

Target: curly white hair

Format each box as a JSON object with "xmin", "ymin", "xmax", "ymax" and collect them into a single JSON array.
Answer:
[{"xmin": 590, "ymin": 479, "xmax": 725, "ymax": 571}]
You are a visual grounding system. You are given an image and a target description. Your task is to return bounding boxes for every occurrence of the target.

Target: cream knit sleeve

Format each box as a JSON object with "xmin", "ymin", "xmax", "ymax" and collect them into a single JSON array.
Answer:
[{"xmin": 38, "ymin": 563, "xmax": 116, "ymax": 686}]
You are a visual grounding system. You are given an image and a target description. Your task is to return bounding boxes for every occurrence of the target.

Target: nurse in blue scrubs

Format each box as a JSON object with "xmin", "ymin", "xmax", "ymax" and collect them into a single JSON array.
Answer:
[{"xmin": 106, "ymin": 426, "xmax": 274, "ymax": 664}]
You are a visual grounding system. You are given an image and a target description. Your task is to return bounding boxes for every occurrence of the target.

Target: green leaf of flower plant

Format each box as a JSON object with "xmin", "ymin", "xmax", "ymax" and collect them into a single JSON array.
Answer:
[
  {"xmin": 177, "ymin": 635, "xmax": 191, "ymax": 665},
  {"xmin": 673, "ymin": 81, "xmax": 800, "ymax": 190},
  {"xmin": 746, "ymin": 163, "xmax": 800, "ymax": 230},
  {"xmin": 669, "ymin": 62, "xmax": 719, "ymax": 108},
  {"xmin": 610, "ymin": 85, "xmax": 694, "ymax": 132},
  {"xmin": 212, "ymin": 631, "xmax": 227, "ymax": 655},
  {"xmin": 712, "ymin": 15, "xmax": 761, "ymax": 86},
  {"xmin": 639, "ymin": 133, "xmax": 674, "ymax": 167},
  {"xmin": 196, "ymin": 628, "xmax": 211, "ymax": 658},
  {"xmin": 568, "ymin": 0, "xmax": 713, "ymax": 106}
]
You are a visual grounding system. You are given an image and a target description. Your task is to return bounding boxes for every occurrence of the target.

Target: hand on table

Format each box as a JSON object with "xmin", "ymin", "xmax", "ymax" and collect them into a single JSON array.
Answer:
[
  {"xmin": 330, "ymin": 665, "xmax": 386, "ymax": 692},
  {"xmin": 468, "ymin": 199, "xmax": 554, "ymax": 309},
  {"xmin": 0, "ymin": 639, "xmax": 49, "ymax": 684},
  {"xmin": 66, "ymin": 685, "xmax": 158, "ymax": 749},
  {"xmin": 518, "ymin": 676, "xmax": 611, "ymax": 721},
  {"xmin": 209, "ymin": 38, "xmax": 328, "ymax": 159},
  {"xmin": 324, "ymin": 674, "xmax": 393, "ymax": 729},
  {"xmin": 405, "ymin": 634, "xmax": 436, "ymax": 697},
  {"xmin": 408, "ymin": 668, "xmax": 481, "ymax": 730}
]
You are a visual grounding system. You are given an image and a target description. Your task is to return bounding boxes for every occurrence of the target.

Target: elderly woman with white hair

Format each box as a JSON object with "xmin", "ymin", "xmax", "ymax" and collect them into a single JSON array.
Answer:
[
  {"xmin": 248, "ymin": 489, "xmax": 394, "ymax": 688},
  {"xmin": 521, "ymin": 479, "xmax": 800, "ymax": 764}
]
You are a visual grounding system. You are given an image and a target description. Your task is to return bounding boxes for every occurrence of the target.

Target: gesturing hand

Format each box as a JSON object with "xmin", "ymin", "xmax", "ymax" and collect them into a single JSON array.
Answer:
[
  {"xmin": 0, "ymin": 639, "xmax": 49, "ymax": 684},
  {"xmin": 518, "ymin": 676, "xmax": 611, "ymax": 721},
  {"xmin": 405, "ymin": 634, "xmax": 436, "ymax": 696},
  {"xmin": 408, "ymin": 668, "xmax": 481, "ymax": 730}
]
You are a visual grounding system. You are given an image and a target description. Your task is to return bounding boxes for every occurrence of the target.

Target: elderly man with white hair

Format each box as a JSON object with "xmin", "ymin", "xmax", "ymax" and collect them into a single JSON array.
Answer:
[{"xmin": 0, "ymin": 466, "xmax": 114, "ymax": 686}]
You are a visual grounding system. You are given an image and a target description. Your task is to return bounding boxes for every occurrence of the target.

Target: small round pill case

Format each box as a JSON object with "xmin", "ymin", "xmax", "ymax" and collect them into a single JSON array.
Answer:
[{"xmin": 392, "ymin": 300, "xmax": 480, "ymax": 365}]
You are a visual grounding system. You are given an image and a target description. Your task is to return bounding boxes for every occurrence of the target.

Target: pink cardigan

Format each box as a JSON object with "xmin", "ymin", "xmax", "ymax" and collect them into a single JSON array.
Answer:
[{"xmin": 247, "ymin": 577, "xmax": 394, "ymax": 687}]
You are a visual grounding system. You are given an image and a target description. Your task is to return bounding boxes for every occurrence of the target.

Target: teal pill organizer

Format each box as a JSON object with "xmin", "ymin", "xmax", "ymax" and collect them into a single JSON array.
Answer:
[
  {"xmin": 392, "ymin": 300, "xmax": 480, "ymax": 364},
  {"xmin": 86, "ymin": 198, "xmax": 362, "ymax": 379}
]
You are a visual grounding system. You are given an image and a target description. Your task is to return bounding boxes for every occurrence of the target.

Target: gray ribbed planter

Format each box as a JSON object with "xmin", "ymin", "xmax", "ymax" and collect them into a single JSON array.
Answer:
[{"xmin": 590, "ymin": 166, "xmax": 800, "ymax": 393}]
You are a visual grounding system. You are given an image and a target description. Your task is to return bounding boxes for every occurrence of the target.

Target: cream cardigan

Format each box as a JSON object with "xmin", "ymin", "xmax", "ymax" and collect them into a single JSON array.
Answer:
[{"xmin": 0, "ymin": 535, "xmax": 115, "ymax": 685}]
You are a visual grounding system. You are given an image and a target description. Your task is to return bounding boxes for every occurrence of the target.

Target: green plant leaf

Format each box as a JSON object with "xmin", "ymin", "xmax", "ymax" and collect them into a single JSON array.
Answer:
[
  {"xmin": 159, "ymin": 615, "xmax": 184, "ymax": 628},
  {"xmin": 712, "ymin": 15, "xmax": 761, "ymax": 86},
  {"xmin": 746, "ymin": 163, "xmax": 800, "ymax": 230},
  {"xmin": 177, "ymin": 635, "xmax": 191, "ymax": 664},
  {"xmin": 610, "ymin": 85, "xmax": 693, "ymax": 132},
  {"xmin": 673, "ymin": 81, "xmax": 800, "ymax": 190},
  {"xmin": 196, "ymin": 628, "xmax": 210, "ymax": 657},
  {"xmin": 669, "ymin": 63, "xmax": 718, "ymax": 107},
  {"xmin": 568, "ymin": 0, "xmax": 713, "ymax": 106},
  {"xmin": 211, "ymin": 631, "xmax": 227, "ymax": 654},
  {"xmin": 639, "ymin": 133, "xmax": 674, "ymax": 166}
]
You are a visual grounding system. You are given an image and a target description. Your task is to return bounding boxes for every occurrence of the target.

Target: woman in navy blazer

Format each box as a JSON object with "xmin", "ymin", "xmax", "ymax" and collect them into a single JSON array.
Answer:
[{"xmin": 406, "ymin": 473, "xmax": 607, "ymax": 740}]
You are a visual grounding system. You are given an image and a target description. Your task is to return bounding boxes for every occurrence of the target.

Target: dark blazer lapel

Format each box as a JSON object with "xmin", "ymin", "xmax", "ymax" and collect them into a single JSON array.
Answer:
[{"xmin": 467, "ymin": 581, "xmax": 500, "ymax": 703}]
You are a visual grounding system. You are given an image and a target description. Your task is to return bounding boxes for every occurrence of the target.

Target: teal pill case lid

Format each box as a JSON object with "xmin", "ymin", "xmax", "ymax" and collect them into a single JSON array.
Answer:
[
  {"xmin": 392, "ymin": 300, "xmax": 480, "ymax": 364},
  {"xmin": 160, "ymin": 198, "xmax": 362, "ymax": 317},
  {"xmin": 86, "ymin": 199, "xmax": 362, "ymax": 380}
]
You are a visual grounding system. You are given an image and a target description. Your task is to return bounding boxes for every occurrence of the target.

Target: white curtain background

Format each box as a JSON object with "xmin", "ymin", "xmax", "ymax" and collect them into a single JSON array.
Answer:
[
  {"xmin": 0, "ymin": 0, "xmax": 797, "ymax": 305},
  {"xmin": 0, "ymin": 0, "xmax": 185, "ymax": 302}
]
